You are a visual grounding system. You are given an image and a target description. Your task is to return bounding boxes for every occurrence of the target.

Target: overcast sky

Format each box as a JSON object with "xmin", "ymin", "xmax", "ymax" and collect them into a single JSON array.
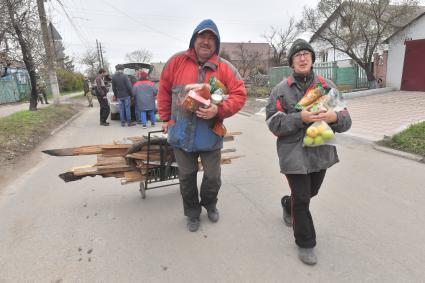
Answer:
[{"xmin": 47, "ymin": 0, "xmax": 322, "ymax": 72}]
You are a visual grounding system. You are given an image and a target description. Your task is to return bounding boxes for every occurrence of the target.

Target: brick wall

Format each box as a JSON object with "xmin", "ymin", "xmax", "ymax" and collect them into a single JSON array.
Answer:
[{"xmin": 374, "ymin": 51, "xmax": 388, "ymax": 87}]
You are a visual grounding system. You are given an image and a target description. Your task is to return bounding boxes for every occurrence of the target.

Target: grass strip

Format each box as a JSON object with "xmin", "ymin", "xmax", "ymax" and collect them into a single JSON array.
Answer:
[
  {"xmin": 379, "ymin": 121, "xmax": 425, "ymax": 157},
  {"xmin": 0, "ymin": 104, "xmax": 80, "ymax": 163}
]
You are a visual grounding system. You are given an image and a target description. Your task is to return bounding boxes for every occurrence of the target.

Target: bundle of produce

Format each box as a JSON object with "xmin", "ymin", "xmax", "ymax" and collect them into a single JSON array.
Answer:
[
  {"xmin": 177, "ymin": 76, "xmax": 228, "ymax": 137},
  {"xmin": 208, "ymin": 76, "xmax": 227, "ymax": 104},
  {"xmin": 301, "ymin": 88, "xmax": 347, "ymax": 147},
  {"xmin": 180, "ymin": 83, "xmax": 212, "ymax": 112},
  {"xmin": 303, "ymin": 121, "xmax": 335, "ymax": 146},
  {"xmin": 295, "ymin": 82, "xmax": 327, "ymax": 111}
]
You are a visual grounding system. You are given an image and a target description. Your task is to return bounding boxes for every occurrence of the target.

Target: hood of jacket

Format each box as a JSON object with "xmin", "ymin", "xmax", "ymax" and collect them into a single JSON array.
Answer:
[{"xmin": 189, "ymin": 19, "xmax": 220, "ymax": 55}]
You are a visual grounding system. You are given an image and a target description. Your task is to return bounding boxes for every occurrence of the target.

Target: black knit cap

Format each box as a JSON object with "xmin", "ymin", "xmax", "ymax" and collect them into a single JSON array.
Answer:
[{"xmin": 288, "ymin": 39, "xmax": 315, "ymax": 66}]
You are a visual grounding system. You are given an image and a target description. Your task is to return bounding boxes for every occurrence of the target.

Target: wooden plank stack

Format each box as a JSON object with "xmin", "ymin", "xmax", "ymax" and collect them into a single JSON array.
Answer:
[{"xmin": 43, "ymin": 132, "xmax": 243, "ymax": 185}]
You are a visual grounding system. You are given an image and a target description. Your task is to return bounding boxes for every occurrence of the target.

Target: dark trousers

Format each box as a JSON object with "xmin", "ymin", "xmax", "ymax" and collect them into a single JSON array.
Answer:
[
  {"xmin": 173, "ymin": 148, "xmax": 221, "ymax": 218},
  {"xmin": 283, "ymin": 170, "xmax": 326, "ymax": 248},
  {"xmin": 38, "ymin": 91, "xmax": 48, "ymax": 104},
  {"xmin": 97, "ymin": 96, "xmax": 110, "ymax": 123}
]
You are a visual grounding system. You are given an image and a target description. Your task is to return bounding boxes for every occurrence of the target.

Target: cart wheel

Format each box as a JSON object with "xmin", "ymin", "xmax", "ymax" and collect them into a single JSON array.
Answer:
[{"xmin": 139, "ymin": 182, "xmax": 146, "ymax": 199}]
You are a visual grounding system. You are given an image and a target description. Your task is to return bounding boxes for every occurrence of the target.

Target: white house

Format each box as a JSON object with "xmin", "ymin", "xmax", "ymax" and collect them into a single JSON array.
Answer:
[
  {"xmin": 385, "ymin": 11, "xmax": 425, "ymax": 91},
  {"xmin": 309, "ymin": 4, "xmax": 425, "ymax": 67}
]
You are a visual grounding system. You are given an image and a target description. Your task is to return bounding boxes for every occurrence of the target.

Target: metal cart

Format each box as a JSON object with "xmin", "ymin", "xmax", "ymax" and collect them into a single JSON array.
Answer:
[{"xmin": 139, "ymin": 130, "xmax": 179, "ymax": 199}]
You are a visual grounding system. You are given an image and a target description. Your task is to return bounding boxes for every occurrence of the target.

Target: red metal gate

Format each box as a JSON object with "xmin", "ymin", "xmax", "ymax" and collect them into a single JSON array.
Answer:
[{"xmin": 401, "ymin": 39, "xmax": 425, "ymax": 91}]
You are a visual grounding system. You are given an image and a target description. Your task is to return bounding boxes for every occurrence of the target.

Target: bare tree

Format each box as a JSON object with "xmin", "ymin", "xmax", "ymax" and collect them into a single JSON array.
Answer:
[
  {"xmin": 3, "ymin": 1, "xmax": 48, "ymax": 74},
  {"xmin": 298, "ymin": 0, "xmax": 418, "ymax": 88},
  {"xmin": 0, "ymin": 1, "xmax": 10, "ymax": 71},
  {"xmin": 79, "ymin": 48, "xmax": 101, "ymax": 78},
  {"xmin": 219, "ymin": 49, "xmax": 232, "ymax": 62},
  {"xmin": 124, "ymin": 49, "xmax": 153, "ymax": 63},
  {"xmin": 4, "ymin": 0, "xmax": 39, "ymax": 110},
  {"xmin": 235, "ymin": 43, "xmax": 261, "ymax": 78},
  {"xmin": 263, "ymin": 17, "xmax": 298, "ymax": 66}
]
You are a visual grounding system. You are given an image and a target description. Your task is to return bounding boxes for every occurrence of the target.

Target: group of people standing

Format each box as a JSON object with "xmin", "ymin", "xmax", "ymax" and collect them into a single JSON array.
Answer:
[{"xmin": 83, "ymin": 65, "xmax": 157, "ymax": 127}]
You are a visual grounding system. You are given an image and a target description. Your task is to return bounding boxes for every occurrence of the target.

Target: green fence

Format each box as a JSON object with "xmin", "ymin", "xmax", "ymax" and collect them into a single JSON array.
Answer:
[
  {"xmin": 0, "ymin": 72, "xmax": 31, "ymax": 104},
  {"xmin": 269, "ymin": 62, "xmax": 369, "ymax": 90}
]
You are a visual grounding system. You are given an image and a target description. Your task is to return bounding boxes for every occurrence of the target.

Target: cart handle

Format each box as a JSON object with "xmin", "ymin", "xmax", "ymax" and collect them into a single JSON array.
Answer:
[{"xmin": 145, "ymin": 129, "xmax": 166, "ymax": 188}]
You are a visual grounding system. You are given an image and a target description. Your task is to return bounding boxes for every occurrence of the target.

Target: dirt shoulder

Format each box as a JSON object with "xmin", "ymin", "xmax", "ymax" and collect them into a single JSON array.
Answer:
[{"xmin": 0, "ymin": 100, "xmax": 84, "ymax": 189}]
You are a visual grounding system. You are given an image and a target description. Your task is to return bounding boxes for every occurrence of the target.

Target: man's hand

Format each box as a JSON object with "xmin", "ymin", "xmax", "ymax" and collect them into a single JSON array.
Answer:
[
  {"xmin": 196, "ymin": 104, "xmax": 218, "ymax": 120},
  {"xmin": 162, "ymin": 122, "xmax": 169, "ymax": 133}
]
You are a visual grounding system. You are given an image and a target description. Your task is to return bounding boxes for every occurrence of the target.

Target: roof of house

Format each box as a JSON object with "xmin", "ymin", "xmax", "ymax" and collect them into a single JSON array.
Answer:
[
  {"xmin": 383, "ymin": 10, "xmax": 425, "ymax": 43},
  {"xmin": 220, "ymin": 42, "xmax": 273, "ymax": 61},
  {"xmin": 309, "ymin": 3, "xmax": 425, "ymax": 43}
]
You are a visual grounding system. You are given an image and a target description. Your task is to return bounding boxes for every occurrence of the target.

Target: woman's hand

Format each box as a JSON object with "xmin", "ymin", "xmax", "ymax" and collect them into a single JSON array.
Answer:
[
  {"xmin": 315, "ymin": 110, "xmax": 338, "ymax": 123},
  {"xmin": 301, "ymin": 109, "xmax": 325, "ymax": 123},
  {"xmin": 301, "ymin": 109, "xmax": 337, "ymax": 124}
]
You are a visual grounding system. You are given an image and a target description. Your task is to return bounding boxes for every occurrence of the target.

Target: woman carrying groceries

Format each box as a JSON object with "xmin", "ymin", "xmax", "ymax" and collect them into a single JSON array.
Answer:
[{"xmin": 265, "ymin": 39, "xmax": 352, "ymax": 265}]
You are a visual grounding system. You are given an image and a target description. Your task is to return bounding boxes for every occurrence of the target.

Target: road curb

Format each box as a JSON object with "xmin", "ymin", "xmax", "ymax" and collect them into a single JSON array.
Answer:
[
  {"xmin": 50, "ymin": 110, "xmax": 84, "ymax": 136},
  {"xmin": 343, "ymin": 87, "xmax": 396, "ymax": 99},
  {"xmin": 372, "ymin": 143, "xmax": 425, "ymax": 163}
]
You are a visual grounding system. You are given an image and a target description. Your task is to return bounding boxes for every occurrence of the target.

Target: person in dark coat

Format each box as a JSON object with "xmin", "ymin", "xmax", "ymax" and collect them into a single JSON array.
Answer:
[
  {"xmin": 133, "ymin": 71, "xmax": 157, "ymax": 128},
  {"xmin": 265, "ymin": 39, "xmax": 352, "ymax": 265},
  {"xmin": 95, "ymin": 68, "xmax": 110, "ymax": 126},
  {"xmin": 112, "ymin": 64, "xmax": 134, "ymax": 127}
]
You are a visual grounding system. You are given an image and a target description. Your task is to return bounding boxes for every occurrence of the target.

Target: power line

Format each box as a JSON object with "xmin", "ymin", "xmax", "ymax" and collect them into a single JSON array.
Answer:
[
  {"xmin": 62, "ymin": 6, "xmax": 279, "ymax": 26},
  {"xmin": 54, "ymin": 0, "xmax": 92, "ymax": 50},
  {"xmin": 102, "ymin": 0, "xmax": 186, "ymax": 43}
]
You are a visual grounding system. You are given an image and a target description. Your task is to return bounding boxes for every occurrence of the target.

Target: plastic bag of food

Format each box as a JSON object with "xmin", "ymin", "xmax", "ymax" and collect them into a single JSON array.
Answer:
[
  {"xmin": 208, "ymin": 76, "xmax": 227, "ymax": 94},
  {"xmin": 323, "ymin": 88, "xmax": 347, "ymax": 112},
  {"xmin": 207, "ymin": 76, "xmax": 229, "ymax": 137},
  {"xmin": 305, "ymin": 94, "xmax": 330, "ymax": 112},
  {"xmin": 177, "ymin": 83, "xmax": 211, "ymax": 112},
  {"xmin": 301, "ymin": 87, "xmax": 348, "ymax": 146},
  {"xmin": 303, "ymin": 121, "xmax": 335, "ymax": 147},
  {"xmin": 209, "ymin": 76, "xmax": 229, "ymax": 105},
  {"xmin": 295, "ymin": 82, "xmax": 327, "ymax": 110}
]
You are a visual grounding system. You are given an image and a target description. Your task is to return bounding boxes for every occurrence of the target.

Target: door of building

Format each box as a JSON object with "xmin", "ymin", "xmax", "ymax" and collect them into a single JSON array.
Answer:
[{"xmin": 401, "ymin": 39, "xmax": 425, "ymax": 91}]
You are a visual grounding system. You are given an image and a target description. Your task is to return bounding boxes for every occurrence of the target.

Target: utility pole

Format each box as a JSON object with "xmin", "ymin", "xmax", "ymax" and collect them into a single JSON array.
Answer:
[
  {"xmin": 96, "ymin": 39, "xmax": 103, "ymax": 68},
  {"xmin": 49, "ymin": 23, "xmax": 59, "ymax": 67},
  {"xmin": 99, "ymin": 42, "xmax": 105, "ymax": 68},
  {"xmin": 37, "ymin": 0, "xmax": 60, "ymax": 104}
]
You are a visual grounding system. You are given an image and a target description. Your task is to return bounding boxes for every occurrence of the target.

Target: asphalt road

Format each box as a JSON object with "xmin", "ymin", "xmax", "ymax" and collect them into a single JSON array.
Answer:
[{"xmin": 0, "ymin": 107, "xmax": 424, "ymax": 282}]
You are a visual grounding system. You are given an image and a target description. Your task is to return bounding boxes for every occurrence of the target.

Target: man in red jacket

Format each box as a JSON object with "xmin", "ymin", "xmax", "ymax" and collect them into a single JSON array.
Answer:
[{"xmin": 158, "ymin": 19, "xmax": 247, "ymax": 232}]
